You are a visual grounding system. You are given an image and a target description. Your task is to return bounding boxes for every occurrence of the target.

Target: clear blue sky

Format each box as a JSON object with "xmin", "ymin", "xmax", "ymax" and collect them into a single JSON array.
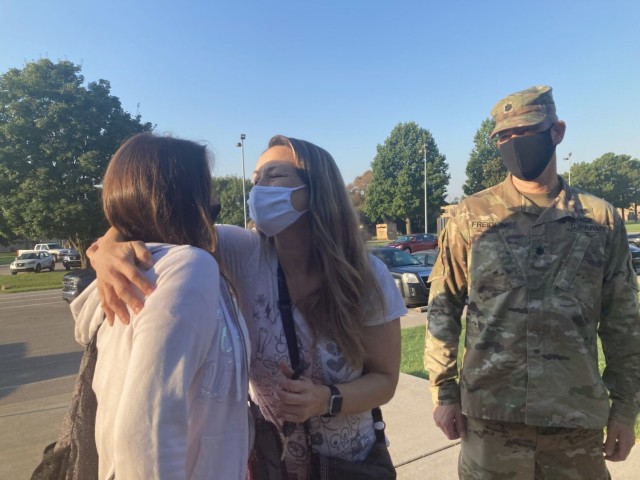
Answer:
[{"xmin": 1, "ymin": 0, "xmax": 639, "ymax": 200}]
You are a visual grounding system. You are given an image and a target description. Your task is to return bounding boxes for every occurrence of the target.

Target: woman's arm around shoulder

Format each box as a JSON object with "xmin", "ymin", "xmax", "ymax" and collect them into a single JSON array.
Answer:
[
  {"xmin": 87, "ymin": 226, "xmax": 156, "ymax": 324},
  {"xmin": 216, "ymin": 224, "xmax": 261, "ymax": 275}
]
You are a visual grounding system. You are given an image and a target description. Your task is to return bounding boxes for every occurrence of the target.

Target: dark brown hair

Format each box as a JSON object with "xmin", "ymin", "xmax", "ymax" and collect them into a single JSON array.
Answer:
[{"xmin": 102, "ymin": 133, "xmax": 217, "ymax": 252}]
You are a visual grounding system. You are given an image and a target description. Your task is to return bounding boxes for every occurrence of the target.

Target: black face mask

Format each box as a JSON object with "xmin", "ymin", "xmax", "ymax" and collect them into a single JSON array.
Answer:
[{"xmin": 498, "ymin": 129, "xmax": 556, "ymax": 181}]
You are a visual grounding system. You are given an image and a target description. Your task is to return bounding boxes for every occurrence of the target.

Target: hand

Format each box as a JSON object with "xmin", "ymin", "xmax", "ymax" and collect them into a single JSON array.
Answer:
[
  {"xmin": 87, "ymin": 227, "xmax": 155, "ymax": 325},
  {"xmin": 433, "ymin": 403, "xmax": 467, "ymax": 440},
  {"xmin": 276, "ymin": 362, "xmax": 330, "ymax": 423},
  {"xmin": 604, "ymin": 420, "xmax": 635, "ymax": 462}
]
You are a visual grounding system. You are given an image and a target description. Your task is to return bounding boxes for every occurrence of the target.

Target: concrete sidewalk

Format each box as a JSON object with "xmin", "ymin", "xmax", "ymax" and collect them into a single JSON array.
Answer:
[
  {"xmin": 6, "ymin": 373, "xmax": 638, "ymax": 479},
  {"xmin": 2, "ymin": 313, "xmax": 639, "ymax": 478},
  {"xmin": 0, "ymin": 377, "xmax": 75, "ymax": 478}
]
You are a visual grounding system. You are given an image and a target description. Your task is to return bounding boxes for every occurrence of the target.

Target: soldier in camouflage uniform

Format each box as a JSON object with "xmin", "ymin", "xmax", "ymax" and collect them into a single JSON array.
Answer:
[{"xmin": 425, "ymin": 85, "xmax": 640, "ymax": 479}]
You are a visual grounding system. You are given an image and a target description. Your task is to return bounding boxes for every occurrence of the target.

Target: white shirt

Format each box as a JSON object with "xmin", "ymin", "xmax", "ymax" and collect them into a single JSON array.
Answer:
[
  {"xmin": 72, "ymin": 244, "xmax": 250, "ymax": 479},
  {"xmin": 218, "ymin": 226, "xmax": 406, "ymax": 478}
]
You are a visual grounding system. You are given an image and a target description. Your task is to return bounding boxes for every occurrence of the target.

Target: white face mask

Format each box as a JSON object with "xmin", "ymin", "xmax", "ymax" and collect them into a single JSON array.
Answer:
[{"xmin": 248, "ymin": 185, "xmax": 308, "ymax": 237}]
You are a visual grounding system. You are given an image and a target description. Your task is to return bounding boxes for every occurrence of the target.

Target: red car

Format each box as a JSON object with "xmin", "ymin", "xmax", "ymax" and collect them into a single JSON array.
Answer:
[{"xmin": 387, "ymin": 233, "xmax": 438, "ymax": 253}]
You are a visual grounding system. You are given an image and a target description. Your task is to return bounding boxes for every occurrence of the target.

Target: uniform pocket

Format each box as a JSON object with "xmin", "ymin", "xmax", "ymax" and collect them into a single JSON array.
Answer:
[
  {"xmin": 554, "ymin": 233, "xmax": 604, "ymax": 309},
  {"xmin": 470, "ymin": 230, "xmax": 525, "ymax": 303}
]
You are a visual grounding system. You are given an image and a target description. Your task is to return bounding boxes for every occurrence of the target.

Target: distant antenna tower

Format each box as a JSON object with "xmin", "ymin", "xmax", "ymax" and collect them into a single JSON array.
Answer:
[{"xmin": 136, "ymin": 103, "xmax": 140, "ymax": 116}]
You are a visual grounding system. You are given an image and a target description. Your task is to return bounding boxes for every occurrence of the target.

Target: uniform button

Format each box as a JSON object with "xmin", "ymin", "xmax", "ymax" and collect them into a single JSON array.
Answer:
[
  {"xmin": 533, "ymin": 349, "xmax": 540, "ymax": 354},
  {"xmin": 536, "ymin": 247, "xmax": 544, "ymax": 255}
]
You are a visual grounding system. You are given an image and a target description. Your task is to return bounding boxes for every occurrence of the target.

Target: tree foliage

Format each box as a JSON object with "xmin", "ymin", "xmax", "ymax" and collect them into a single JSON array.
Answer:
[
  {"xmin": 571, "ymin": 152, "xmax": 640, "ymax": 210},
  {"xmin": 625, "ymin": 157, "xmax": 640, "ymax": 211},
  {"xmin": 213, "ymin": 175, "xmax": 253, "ymax": 227},
  {"xmin": 346, "ymin": 170, "xmax": 373, "ymax": 225},
  {"xmin": 462, "ymin": 118, "xmax": 506, "ymax": 196},
  {"xmin": 0, "ymin": 59, "xmax": 153, "ymax": 262},
  {"xmin": 364, "ymin": 122, "xmax": 449, "ymax": 233}
]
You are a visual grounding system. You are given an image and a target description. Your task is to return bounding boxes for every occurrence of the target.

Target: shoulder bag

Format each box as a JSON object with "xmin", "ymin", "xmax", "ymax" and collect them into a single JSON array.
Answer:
[
  {"xmin": 277, "ymin": 265, "xmax": 396, "ymax": 480},
  {"xmin": 247, "ymin": 398, "xmax": 288, "ymax": 480},
  {"xmin": 31, "ymin": 324, "xmax": 103, "ymax": 480}
]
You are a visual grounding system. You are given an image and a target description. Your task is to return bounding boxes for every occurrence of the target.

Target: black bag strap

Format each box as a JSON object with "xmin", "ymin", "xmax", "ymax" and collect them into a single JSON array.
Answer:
[
  {"xmin": 277, "ymin": 263, "xmax": 300, "ymax": 369},
  {"xmin": 372, "ymin": 406, "xmax": 386, "ymax": 444},
  {"xmin": 276, "ymin": 264, "xmax": 387, "ymax": 444}
]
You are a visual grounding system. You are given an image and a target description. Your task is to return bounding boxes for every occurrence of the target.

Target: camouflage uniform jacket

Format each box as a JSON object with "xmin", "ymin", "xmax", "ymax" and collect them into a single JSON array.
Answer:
[{"xmin": 425, "ymin": 175, "xmax": 640, "ymax": 428}]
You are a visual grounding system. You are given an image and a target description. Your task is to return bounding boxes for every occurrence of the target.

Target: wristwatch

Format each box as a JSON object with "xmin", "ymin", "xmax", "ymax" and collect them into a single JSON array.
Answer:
[{"xmin": 323, "ymin": 384, "xmax": 343, "ymax": 417}]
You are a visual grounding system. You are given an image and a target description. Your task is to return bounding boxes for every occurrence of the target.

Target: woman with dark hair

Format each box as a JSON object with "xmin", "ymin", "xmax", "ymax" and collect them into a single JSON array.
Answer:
[
  {"xmin": 89, "ymin": 135, "xmax": 405, "ymax": 479},
  {"xmin": 73, "ymin": 133, "xmax": 250, "ymax": 479}
]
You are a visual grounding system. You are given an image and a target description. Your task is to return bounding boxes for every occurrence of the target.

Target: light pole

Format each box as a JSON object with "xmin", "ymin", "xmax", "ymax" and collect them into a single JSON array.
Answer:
[
  {"xmin": 423, "ymin": 143, "xmax": 428, "ymax": 233},
  {"xmin": 564, "ymin": 152, "xmax": 572, "ymax": 186},
  {"xmin": 236, "ymin": 134, "xmax": 247, "ymax": 229}
]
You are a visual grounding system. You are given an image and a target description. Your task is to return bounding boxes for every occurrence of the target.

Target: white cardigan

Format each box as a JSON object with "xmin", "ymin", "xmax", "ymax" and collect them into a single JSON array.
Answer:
[{"xmin": 72, "ymin": 244, "xmax": 250, "ymax": 479}]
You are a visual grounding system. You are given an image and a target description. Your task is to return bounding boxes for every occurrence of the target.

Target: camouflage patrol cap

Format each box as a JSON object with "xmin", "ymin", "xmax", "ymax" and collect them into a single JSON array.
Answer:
[{"xmin": 490, "ymin": 85, "xmax": 558, "ymax": 138}]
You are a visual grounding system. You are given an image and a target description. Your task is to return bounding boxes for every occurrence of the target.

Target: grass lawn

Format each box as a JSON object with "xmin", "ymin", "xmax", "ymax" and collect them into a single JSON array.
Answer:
[
  {"xmin": 0, "ymin": 270, "xmax": 66, "ymax": 293},
  {"xmin": 0, "ymin": 252, "xmax": 17, "ymax": 266},
  {"xmin": 367, "ymin": 239, "xmax": 389, "ymax": 247},
  {"xmin": 402, "ymin": 320, "xmax": 640, "ymax": 438},
  {"xmin": 399, "ymin": 324, "xmax": 429, "ymax": 380},
  {"xmin": 626, "ymin": 221, "xmax": 640, "ymax": 234},
  {"xmin": 400, "ymin": 323, "xmax": 466, "ymax": 381}
]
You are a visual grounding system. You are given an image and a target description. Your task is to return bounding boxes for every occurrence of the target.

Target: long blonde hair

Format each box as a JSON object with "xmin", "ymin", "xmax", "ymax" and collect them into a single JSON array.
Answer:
[{"xmin": 268, "ymin": 135, "xmax": 384, "ymax": 368}]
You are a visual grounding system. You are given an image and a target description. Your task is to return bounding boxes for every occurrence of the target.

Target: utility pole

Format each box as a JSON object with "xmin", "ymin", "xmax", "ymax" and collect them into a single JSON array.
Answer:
[
  {"xmin": 424, "ymin": 143, "xmax": 428, "ymax": 233},
  {"xmin": 564, "ymin": 152, "xmax": 573, "ymax": 186},
  {"xmin": 236, "ymin": 134, "xmax": 247, "ymax": 228}
]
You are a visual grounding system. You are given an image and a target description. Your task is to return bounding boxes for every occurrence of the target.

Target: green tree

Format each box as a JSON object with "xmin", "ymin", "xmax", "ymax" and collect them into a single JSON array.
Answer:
[
  {"xmin": 213, "ymin": 175, "xmax": 253, "ymax": 227},
  {"xmin": 623, "ymin": 157, "xmax": 640, "ymax": 214},
  {"xmin": 571, "ymin": 153, "xmax": 639, "ymax": 214},
  {"xmin": 462, "ymin": 118, "xmax": 506, "ymax": 196},
  {"xmin": 346, "ymin": 170, "xmax": 373, "ymax": 225},
  {"xmin": 0, "ymin": 211, "xmax": 15, "ymax": 246},
  {"xmin": 364, "ymin": 122, "xmax": 449, "ymax": 233},
  {"xmin": 0, "ymin": 59, "xmax": 153, "ymax": 264}
]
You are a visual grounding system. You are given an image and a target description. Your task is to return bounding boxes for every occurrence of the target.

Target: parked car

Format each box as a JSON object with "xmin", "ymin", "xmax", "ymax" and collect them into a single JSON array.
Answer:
[
  {"xmin": 62, "ymin": 268, "xmax": 97, "ymax": 303},
  {"xmin": 628, "ymin": 233, "xmax": 640, "ymax": 248},
  {"xmin": 630, "ymin": 244, "xmax": 640, "ymax": 274},
  {"xmin": 370, "ymin": 246, "xmax": 432, "ymax": 307},
  {"xmin": 9, "ymin": 251, "xmax": 55, "ymax": 274},
  {"xmin": 387, "ymin": 233, "xmax": 438, "ymax": 253},
  {"xmin": 411, "ymin": 249, "xmax": 438, "ymax": 268},
  {"xmin": 62, "ymin": 252, "xmax": 82, "ymax": 270}
]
